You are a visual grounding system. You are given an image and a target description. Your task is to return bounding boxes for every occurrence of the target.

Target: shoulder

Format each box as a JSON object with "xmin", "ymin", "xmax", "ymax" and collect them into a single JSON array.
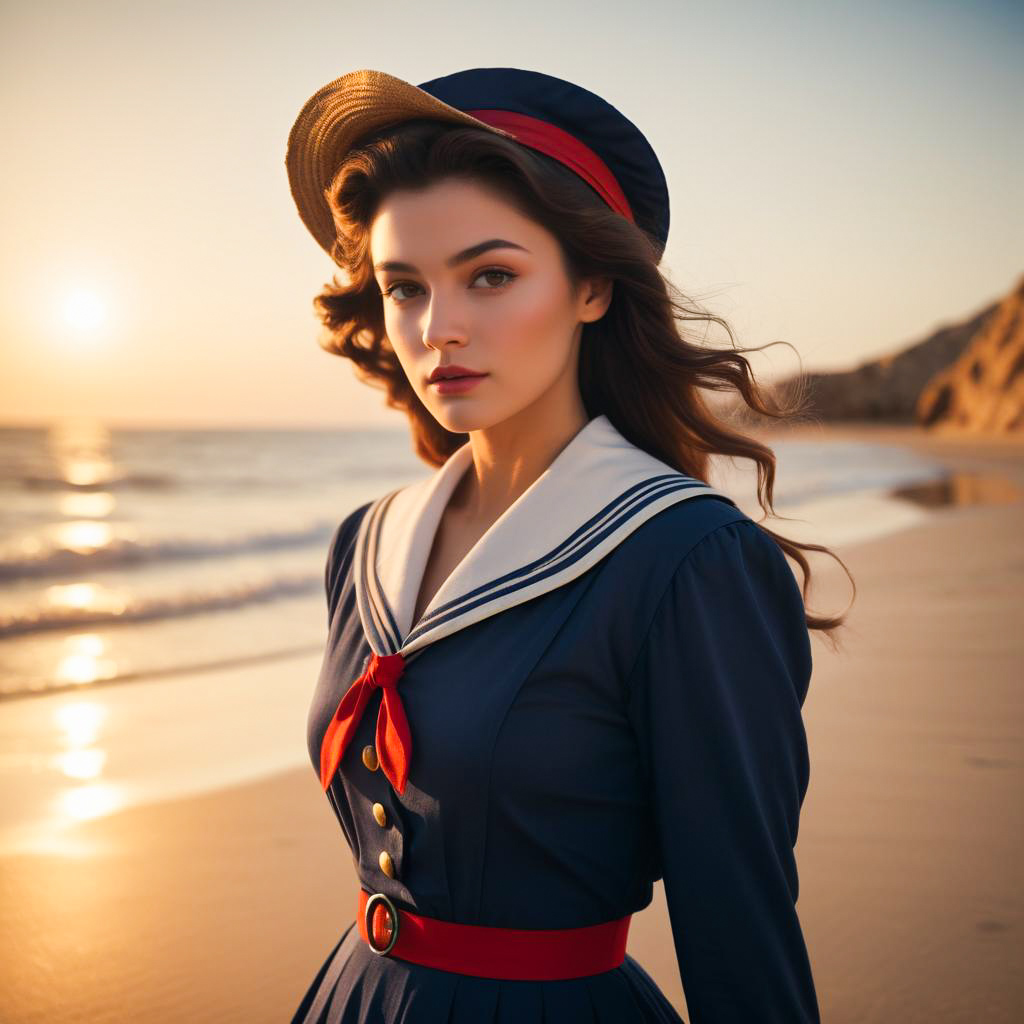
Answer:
[
  {"xmin": 618, "ymin": 492, "xmax": 755, "ymax": 570},
  {"xmin": 617, "ymin": 493, "xmax": 806, "ymax": 646},
  {"xmin": 593, "ymin": 492, "xmax": 786, "ymax": 656},
  {"xmin": 327, "ymin": 499, "xmax": 373, "ymax": 555},
  {"xmin": 624, "ymin": 499, "xmax": 812, "ymax": 705},
  {"xmin": 646, "ymin": 496, "xmax": 802, "ymax": 609},
  {"xmin": 324, "ymin": 499, "xmax": 374, "ymax": 593}
]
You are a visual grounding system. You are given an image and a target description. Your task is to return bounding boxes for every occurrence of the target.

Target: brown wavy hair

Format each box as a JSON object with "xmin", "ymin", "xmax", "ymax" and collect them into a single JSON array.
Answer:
[{"xmin": 310, "ymin": 118, "xmax": 854, "ymax": 647}]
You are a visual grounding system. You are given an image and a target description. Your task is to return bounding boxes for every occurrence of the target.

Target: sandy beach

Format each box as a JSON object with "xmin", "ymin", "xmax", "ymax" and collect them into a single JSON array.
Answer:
[{"xmin": 2, "ymin": 423, "xmax": 1022, "ymax": 1024}]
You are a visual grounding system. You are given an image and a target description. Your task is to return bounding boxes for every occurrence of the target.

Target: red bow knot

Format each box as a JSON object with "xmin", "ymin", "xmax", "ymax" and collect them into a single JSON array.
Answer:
[{"xmin": 319, "ymin": 651, "xmax": 411, "ymax": 795}]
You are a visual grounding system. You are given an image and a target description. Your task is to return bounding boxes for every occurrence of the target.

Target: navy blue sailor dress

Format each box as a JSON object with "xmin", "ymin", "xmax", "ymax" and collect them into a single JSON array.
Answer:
[{"xmin": 291, "ymin": 413, "xmax": 820, "ymax": 1024}]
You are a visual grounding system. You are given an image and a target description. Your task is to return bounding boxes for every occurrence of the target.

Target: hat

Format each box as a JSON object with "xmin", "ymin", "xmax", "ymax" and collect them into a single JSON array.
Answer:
[{"xmin": 285, "ymin": 67, "xmax": 671, "ymax": 262}]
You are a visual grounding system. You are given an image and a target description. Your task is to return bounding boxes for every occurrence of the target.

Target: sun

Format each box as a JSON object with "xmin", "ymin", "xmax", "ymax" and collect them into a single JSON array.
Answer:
[{"xmin": 62, "ymin": 288, "xmax": 107, "ymax": 332}]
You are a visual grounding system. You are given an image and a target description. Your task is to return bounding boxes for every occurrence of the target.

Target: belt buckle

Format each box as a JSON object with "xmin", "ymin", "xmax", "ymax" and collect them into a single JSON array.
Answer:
[{"xmin": 364, "ymin": 892, "xmax": 400, "ymax": 955}]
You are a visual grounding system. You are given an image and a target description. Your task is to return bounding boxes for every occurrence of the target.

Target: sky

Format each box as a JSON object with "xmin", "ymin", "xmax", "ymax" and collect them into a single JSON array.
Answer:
[{"xmin": 1, "ymin": 0, "xmax": 1021, "ymax": 428}]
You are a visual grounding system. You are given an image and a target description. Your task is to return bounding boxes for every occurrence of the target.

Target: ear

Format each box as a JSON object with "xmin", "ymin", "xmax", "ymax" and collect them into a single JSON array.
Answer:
[{"xmin": 577, "ymin": 275, "xmax": 613, "ymax": 323}]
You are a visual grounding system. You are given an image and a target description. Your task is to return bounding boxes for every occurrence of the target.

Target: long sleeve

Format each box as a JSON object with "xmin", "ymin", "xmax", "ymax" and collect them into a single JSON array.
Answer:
[{"xmin": 625, "ymin": 518, "xmax": 820, "ymax": 1024}]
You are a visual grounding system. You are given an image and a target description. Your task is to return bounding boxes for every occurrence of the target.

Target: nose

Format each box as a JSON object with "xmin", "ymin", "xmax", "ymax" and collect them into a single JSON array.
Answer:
[{"xmin": 420, "ymin": 291, "xmax": 469, "ymax": 350}]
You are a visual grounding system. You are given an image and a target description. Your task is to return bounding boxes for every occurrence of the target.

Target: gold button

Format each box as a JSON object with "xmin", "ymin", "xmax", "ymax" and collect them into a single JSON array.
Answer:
[
  {"xmin": 361, "ymin": 744, "xmax": 379, "ymax": 771},
  {"xmin": 372, "ymin": 802, "xmax": 388, "ymax": 827},
  {"xmin": 379, "ymin": 850, "xmax": 396, "ymax": 878}
]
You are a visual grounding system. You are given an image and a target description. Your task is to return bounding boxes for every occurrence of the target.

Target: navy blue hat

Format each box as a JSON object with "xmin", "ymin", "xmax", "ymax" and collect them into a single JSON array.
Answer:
[{"xmin": 286, "ymin": 68, "xmax": 670, "ymax": 263}]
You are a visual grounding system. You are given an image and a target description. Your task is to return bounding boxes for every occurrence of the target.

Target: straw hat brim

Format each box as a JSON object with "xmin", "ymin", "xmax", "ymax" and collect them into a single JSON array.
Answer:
[{"xmin": 285, "ymin": 69, "xmax": 517, "ymax": 259}]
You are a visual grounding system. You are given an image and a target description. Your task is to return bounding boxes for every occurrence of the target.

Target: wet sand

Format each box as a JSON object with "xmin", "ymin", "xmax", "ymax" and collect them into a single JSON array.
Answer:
[{"xmin": 2, "ymin": 424, "xmax": 1022, "ymax": 1023}]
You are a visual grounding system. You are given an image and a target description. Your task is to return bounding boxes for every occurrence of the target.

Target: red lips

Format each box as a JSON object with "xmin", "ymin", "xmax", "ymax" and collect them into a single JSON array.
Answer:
[{"xmin": 427, "ymin": 364, "xmax": 487, "ymax": 383}]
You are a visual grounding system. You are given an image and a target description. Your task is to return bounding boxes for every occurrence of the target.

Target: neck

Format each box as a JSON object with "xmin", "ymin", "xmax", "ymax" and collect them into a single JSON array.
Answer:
[{"xmin": 452, "ymin": 400, "xmax": 590, "ymax": 525}]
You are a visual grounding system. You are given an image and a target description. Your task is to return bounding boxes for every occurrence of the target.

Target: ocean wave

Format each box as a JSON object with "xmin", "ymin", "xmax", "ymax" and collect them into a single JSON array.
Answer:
[
  {"xmin": 18, "ymin": 470, "xmax": 178, "ymax": 491},
  {"xmin": 0, "ymin": 571, "xmax": 322, "ymax": 638},
  {"xmin": 0, "ymin": 521, "xmax": 336, "ymax": 582},
  {"xmin": 0, "ymin": 642, "xmax": 325, "ymax": 701}
]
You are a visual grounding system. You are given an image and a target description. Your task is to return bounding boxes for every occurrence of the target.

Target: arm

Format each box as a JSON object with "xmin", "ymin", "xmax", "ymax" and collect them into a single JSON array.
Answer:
[{"xmin": 625, "ymin": 518, "xmax": 820, "ymax": 1023}]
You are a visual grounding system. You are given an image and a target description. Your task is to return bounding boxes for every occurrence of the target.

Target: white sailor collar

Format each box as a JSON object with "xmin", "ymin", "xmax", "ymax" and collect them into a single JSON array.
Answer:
[{"xmin": 353, "ymin": 413, "xmax": 736, "ymax": 663}]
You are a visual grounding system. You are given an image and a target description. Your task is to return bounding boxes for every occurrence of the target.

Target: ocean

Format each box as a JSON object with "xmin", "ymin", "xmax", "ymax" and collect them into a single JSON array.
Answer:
[{"xmin": 0, "ymin": 419, "xmax": 952, "ymax": 854}]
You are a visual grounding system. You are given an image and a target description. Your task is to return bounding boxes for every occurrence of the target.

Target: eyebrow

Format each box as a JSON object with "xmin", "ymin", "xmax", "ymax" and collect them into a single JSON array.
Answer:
[{"xmin": 373, "ymin": 238, "xmax": 530, "ymax": 274}]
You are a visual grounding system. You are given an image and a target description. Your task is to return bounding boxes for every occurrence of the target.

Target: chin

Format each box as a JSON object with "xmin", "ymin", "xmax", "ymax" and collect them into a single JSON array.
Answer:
[
  {"xmin": 431, "ymin": 411, "xmax": 489, "ymax": 435},
  {"xmin": 427, "ymin": 402, "xmax": 507, "ymax": 437}
]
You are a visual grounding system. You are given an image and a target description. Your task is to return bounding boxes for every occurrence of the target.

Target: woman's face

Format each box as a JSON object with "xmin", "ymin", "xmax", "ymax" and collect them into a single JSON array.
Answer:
[{"xmin": 368, "ymin": 177, "xmax": 610, "ymax": 436}]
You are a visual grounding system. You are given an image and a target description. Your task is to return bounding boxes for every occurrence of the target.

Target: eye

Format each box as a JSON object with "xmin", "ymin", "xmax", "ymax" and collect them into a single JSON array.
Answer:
[
  {"xmin": 471, "ymin": 268, "xmax": 516, "ymax": 290},
  {"xmin": 380, "ymin": 268, "xmax": 517, "ymax": 305},
  {"xmin": 381, "ymin": 281, "xmax": 421, "ymax": 304}
]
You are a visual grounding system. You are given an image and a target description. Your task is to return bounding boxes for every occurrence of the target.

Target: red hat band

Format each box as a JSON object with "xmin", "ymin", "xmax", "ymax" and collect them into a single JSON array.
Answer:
[{"xmin": 464, "ymin": 108, "xmax": 635, "ymax": 224}]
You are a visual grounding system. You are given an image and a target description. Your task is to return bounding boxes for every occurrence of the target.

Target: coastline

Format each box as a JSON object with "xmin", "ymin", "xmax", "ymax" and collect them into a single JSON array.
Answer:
[{"xmin": 2, "ymin": 423, "xmax": 1022, "ymax": 1023}]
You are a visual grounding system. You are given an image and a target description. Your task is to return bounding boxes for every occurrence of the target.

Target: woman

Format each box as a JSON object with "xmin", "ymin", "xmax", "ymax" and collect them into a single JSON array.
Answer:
[{"xmin": 285, "ymin": 67, "xmax": 852, "ymax": 1024}]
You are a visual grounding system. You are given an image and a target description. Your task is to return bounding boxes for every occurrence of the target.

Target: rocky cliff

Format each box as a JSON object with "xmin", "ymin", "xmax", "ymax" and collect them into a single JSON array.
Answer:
[
  {"xmin": 756, "ymin": 274, "xmax": 1023, "ymax": 432},
  {"xmin": 916, "ymin": 275, "xmax": 1024, "ymax": 433}
]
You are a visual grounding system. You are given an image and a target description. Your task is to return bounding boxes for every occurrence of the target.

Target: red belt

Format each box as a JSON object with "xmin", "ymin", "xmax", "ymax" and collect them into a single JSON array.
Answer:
[{"xmin": 357, "ymin": 889, "xmax": 632, "ymax": 980}]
